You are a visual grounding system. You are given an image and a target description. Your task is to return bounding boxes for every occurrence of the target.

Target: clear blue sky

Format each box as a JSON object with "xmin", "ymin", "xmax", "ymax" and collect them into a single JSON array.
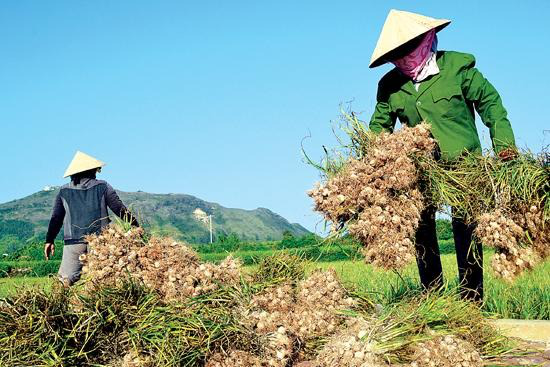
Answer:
[{"xmin": 1, "ymin": 0, "xmax": 549, "ymax": 232}]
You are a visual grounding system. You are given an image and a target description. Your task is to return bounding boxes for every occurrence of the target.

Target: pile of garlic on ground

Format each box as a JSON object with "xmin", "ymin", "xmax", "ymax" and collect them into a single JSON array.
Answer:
[
  {"xmin": 83, "ymin": 226, "xmax": 241, "ymax": 302},
  {"xmin": 81, "ymin": 226, "xmax": 501, "ymax": 367}
]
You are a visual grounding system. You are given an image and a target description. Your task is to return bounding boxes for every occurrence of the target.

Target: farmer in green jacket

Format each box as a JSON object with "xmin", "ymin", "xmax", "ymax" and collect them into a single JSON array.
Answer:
[{"xmin": 368, "ymin": 10, "xmax": 516, "ymax": 302}]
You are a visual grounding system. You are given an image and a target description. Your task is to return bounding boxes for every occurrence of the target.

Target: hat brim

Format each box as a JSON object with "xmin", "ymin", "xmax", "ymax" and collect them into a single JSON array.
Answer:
[
  {"xmin": 369, "ymin": 21, "xmax": 450, "ymax": 68},
  {"xmin": 63, "ymin": 165, "xmax": 104, "ymax": 178}
]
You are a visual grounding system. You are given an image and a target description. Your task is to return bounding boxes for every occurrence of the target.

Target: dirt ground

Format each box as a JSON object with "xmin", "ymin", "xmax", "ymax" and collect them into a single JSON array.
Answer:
[{"xmin": 488, "ymin": 339, "xmax": 550, "ymax": 367}]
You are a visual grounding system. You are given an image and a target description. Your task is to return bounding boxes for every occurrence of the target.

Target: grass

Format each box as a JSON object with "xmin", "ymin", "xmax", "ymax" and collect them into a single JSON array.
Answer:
[
  {"xmin": 0, "ymin": 260, "xmax": 61, "ymax": 277},
  {"xmin": 0, "ymin": 276, "xmax": 52, "ymax": 298},
  {"xmin": 309, "ymin": 251, "xmax": 550, "ymax": 320},
  {"xmin": 2, "ymin": 250, "xmax": 548, "ymax": 320}
]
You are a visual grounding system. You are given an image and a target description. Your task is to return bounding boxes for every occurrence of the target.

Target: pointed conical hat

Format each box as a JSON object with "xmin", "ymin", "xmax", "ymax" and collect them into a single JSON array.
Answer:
[
  {"xmin": 369, "ymin": 9, "xmax": 450, "ymax": 68},
  {"xmin": 63, "ymin": 151, "xmax": 106, "ymax": 178}
]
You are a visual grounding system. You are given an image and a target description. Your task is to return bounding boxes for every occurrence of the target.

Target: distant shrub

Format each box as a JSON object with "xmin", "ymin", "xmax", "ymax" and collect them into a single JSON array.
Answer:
[
  {"xmin": 214, "ymin": 233, "xmax": 241, "ymax": 250},
  {"xmin": 0, "ymin": 262, "xmax": 13, "ymax": 277},
  {"xmin": 194, "ymin": 233, "xmax": 278, "ymax": 254},
  {"xmin": 439, "ymin": 239, "xmax": 455, "ymax": 254},
  {"xmin": 436, "ymin": 219, "xmax": 453, "ymax": 241},
  {"xmin": 0, "ymin": 220, "xmax": 34, "ymax": 240},
  {"xmin": 279, "ymin": 233, "xmax": 320, "ymax": 249},
  {"xmin": 8, "ymin": 240, "xmax": 64, "ymax": 261}
]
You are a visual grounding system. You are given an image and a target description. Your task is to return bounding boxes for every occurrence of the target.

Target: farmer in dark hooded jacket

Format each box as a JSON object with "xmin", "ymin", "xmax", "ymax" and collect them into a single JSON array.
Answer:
[
  {"xmin": 368, "ymin": 10, "xmax": 517, "ymax": 302},
  {"xmin": 44, "ymin": 151, "xmax": 139, "ymax": 286}
]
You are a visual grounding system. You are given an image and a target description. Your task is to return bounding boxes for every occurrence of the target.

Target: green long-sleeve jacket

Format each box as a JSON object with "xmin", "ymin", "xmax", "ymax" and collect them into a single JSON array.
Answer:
[{"xmin": 369, "ymin": 51, "xmax": 515, "ymax": 161}]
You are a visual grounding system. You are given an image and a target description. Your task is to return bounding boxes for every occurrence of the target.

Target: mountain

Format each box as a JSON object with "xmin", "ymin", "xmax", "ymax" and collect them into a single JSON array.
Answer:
[{"xmin": 0, "ymin": 188, "xmax": 310, "ymax": 250}]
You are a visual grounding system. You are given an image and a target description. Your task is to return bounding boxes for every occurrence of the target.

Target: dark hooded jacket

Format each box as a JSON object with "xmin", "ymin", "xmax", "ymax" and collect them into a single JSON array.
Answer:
[{"xmin": 45, "ymin": 178, "xmax": 138, "ymax": 244}]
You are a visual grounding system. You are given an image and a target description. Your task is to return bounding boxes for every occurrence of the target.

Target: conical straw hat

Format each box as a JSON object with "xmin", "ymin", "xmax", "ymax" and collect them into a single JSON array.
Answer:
[
  {"xmin": 369, "ymin": 9, "xmax": 450, "ymax": 68},
  {"xmin": 63, "ymin": 151, "xmax": 106, "ymax": 178}
]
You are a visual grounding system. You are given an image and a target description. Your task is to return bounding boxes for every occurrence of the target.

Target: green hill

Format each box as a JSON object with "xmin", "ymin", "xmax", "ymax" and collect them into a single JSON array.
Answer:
[{"xmin": 0, "ymin": 188, "xmax": 310, "ymax": 252}]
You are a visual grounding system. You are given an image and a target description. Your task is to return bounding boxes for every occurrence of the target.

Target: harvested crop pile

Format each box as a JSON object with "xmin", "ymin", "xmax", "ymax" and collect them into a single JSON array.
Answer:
[
  {"xmin": 118, "ymin": 350, "xmax": 153, "ymax": 367},
  {"xmin": 410, "ymin": 335, "xmax": 482, "ymax": 367},
  {"xmin": 307, "ymin": 111, "xmax": 549, "ymax": 279},
  {"xmin": 0, "ymin": 227, "xmax": 514, "ymax": 366},
  {"xmin": 205, "ymin": 327, "xmax": 297, "ymax": 367},
  {"xmin": 205, "ymin": 350, "xmax": 263, "ymax": 367},
  {"xmin": 291, "ymin": 268, "xmax": 356, "ymax": 338},
  {"xmin": 243, "ymin": 268, "xmax": 356, "ymax": 339},
  {"xmin": 239, "ymin": 268, "xmax": 357, "ymax": 365},
  {"xmin": 0, "ymin": 277, "xmax": 249, "ymax": 366},
  {"xmin": 313, "ymin": 289, "xmax": 505, "ymax": 367},
  {"xmin": 245, "ymin": 282, "xmax": 295, "ymax": 333},
  {"xmin": 313, "ymin": 317, "xmax": 386, "ymax": 367},
  {"xmin": 82, "ymin": 226, "xmax": 242, "ymax": 301}
]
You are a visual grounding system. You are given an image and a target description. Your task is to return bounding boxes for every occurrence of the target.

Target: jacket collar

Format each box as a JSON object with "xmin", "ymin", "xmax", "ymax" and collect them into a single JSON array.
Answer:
[
  {"xmin": 69, "ymin": 177, "xmax": 97, "ymax": 189},
  {"xmin": 398, "ymin": 51, "xmax": 446, "ymax": 96}
]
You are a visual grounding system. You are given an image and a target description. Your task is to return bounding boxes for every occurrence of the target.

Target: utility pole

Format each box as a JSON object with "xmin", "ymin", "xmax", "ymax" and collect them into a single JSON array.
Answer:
[
  {"xmin": 209, "ymin": 215, "xmax": 213, "ymax": 244},
  {"xmin": 193, "ymin": 208, "xmax": 213, "ymax": 245}
]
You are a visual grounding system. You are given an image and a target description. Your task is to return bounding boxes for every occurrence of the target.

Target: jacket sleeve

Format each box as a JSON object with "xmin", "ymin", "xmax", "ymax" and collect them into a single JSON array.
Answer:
[
  {"xmin": 45, "ymin": 193, "xmax": 65, "ymax": 243},
  {"xmin": 369, "ymin": 82, "xmax": 397, "ymax": 133},
  {"xmin": 460, "ymin": 56, "xmax": 516, "ymax": 153},
  {"xmin": 105, "ymin": 184, "xmax": 139, "ymax": 227}
]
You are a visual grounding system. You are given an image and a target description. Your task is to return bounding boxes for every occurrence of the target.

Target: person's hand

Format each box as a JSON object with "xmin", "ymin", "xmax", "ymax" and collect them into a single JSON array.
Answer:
[
  {"xmin": 498, "ymin": 148, "xmax": 518, "ymax": 162},
  {"xmin": 44, "ymin": 243, "xmax": 55, "ymax": 260}
]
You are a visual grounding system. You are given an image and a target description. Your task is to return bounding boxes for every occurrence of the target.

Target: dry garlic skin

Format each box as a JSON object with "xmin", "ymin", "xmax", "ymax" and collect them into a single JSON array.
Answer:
[
  {"xmin": 309, "ymin": 123, "xmax": 436, "ymax": 270},
  {"xmin": 83, "ymin": 226, "xmax": 242, "ymax": 301},
  {"xmin": 475, "ymin": 208, "xmax": 547, "ymax": 281}
]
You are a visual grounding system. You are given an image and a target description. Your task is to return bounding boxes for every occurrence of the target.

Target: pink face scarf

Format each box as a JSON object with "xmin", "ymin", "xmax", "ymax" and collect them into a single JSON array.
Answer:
[{"xmin": 391, "ymin": 30, "xmax": 436, "ymax": 82}]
